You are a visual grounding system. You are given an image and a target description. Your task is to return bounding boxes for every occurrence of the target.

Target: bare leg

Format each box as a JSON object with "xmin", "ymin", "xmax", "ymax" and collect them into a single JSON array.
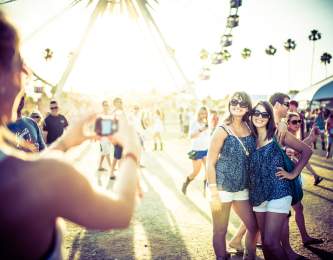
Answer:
[
  {"xmin": 280, "ymin": 217, "xmax": 302, "ymax": 260},
  {"xmin": 264, "ymin": 212, "xmax": 289, "ymax": 260},
  {"xmin": 255, "ymin": 212, "xmax": 268, "ymax": 259},
  {"xmin": 211, "ymin": 202, "xmax": 232, "ymax": 259},
  {"xmin": 110, "ymin": 159, "xmax": 118, "ymax": 178},
  {"xmin": 229, "ymin": 222, "xmax": 246, "ymax": 251},
  {"xmin": 98, "ymin": 155, "xmax": 105, "ymax": 169},
  {"xmin": 182, "ymin": 159, "xmax": 202, "ymax": 194},
  {"xmin": 106, "ymin": 155, "xmax": 112, "ymax": 168},
  {"xmin": 233, "ymin": 201, "xmax": 258, "ymax": 259},
  {"xmin": 305, "ymin": 163, "xmax": 320, "ymax": 182},
  {"xmin": 293, "ymin": 202, "xmax": 323, "ymax": 246}
]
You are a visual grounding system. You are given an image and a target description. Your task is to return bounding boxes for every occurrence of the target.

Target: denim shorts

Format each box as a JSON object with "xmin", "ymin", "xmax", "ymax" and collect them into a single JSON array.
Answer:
[
  {"xmin": 192, "ymin": 150, "xmax": 208, "ymax": 160},
  {"xmin": 114, "ymin": 145, "xmax": 123, "ymax": 159}
]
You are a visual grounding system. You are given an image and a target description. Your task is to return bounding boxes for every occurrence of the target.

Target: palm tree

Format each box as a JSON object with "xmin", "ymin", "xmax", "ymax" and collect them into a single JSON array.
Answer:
[
  {"xmin": 284, "ymin": 39, "xmax": 296, "ymax": 88},
  {"xmin": 241, "ymin": 48, "xmax": 251, "ymax": 59},
  {"xmin": 265, "ymin": 45, "xmax": 277, "ymax": 56},
  {"xmin": 43, "ymin": 48, "xmax": 53, "ymax": 61},
  {"xmin": 320, "ymin": 52, "xmax": 332, "ymax": 78},
  {"xmin": 221, "ymin": 50, "xmax": 231, "ymax": 61},
  {"xmin": 308, "ymin": 29, "xmax": 321, "ymax": 85}
]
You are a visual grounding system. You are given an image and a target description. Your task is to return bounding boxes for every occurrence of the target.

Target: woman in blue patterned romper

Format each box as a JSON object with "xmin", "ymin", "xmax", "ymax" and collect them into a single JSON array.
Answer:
[
  {"xmin": 249, "ymin": 101, "xmax": 312, "ymax": 260},
  {"xmin": 207, "ymin": 92, "xmax": 257, "ymax": 260}
]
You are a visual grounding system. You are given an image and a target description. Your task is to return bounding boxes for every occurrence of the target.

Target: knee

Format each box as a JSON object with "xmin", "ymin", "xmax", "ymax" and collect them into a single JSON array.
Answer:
[
  {"xmin": 246, "ymin": 222, "xmax": 258, "ymax": 235},
  {"xmin": 263, "ymin": 237, "xmax": 280, "ymax": 251},
  {"xmin": 213, "ymin": 227, "xmax": 228, "ymax": 239}
]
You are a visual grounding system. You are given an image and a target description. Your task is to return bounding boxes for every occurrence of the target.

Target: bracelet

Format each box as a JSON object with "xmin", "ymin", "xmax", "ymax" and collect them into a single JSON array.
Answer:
[
  {"xmin": 123, "ymin": 152, "xmax": 139, "ymax": 166},
  {"xmin": 209, "ymin": 183, "xmax": 217, "ymax": 187}
]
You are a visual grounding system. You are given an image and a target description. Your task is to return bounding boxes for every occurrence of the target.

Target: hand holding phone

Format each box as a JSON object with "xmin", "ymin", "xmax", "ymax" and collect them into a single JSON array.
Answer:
[{"xmin": 95, "ymin": 118, "xmax": 119, "ymax": 136}]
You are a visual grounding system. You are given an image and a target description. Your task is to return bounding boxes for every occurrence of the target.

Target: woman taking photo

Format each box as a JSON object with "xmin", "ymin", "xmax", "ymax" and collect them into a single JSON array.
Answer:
[
  {"xmin": 248, "ymin": 101, "xmax": 312, "ymax": 260},
  {"xmin": 182, "ymin": 106, "xmax": 210, "ymax": 195},
  {"xmin": 207, "ymin": 92, "xmax": 257, "ymax": 260},
  {"xmin": 0, "ymin": 12, "xmax": 141, "ymax": 259}
]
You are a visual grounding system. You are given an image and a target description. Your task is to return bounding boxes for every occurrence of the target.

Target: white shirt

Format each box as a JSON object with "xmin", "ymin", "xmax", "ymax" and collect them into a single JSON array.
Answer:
[{"xmin": 190, "ymin": 121, "xmax": 210, "ymax": 151}]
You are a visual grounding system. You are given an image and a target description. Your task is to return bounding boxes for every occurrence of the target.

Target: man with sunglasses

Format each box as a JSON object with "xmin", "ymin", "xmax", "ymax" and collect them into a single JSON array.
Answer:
[
  {"xmin": 43, "ymin": 100, "xmax": 68, "ymax": 145},
  {"xmin": 269, "ymin": 93, "xmax": 323, "ymax": 258}
]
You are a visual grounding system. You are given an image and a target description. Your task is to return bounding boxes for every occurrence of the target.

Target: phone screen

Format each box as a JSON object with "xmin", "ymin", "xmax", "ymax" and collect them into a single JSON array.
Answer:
[{"xmin": 101, "ymin": 120, "xmax": 112, "ymax": 135}]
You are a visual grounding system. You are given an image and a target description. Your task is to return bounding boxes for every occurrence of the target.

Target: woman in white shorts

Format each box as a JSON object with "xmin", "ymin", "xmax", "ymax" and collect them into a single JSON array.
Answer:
[
  {"xmin": 207, "ymin": 92, "xmax": 258, "ymax": 260},
  {"xmin": 248, "ymin": 101, "xmax": 312, "ymax": 259}
]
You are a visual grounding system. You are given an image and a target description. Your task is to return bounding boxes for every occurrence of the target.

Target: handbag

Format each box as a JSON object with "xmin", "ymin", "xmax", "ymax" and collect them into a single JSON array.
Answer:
[
  {"xmin": 273, "ymin": 137, "xmax": 303, "ymax": 205},
  {"xmin": 187, "ymin": 150, "xmax": 197, "ymax": 160}
]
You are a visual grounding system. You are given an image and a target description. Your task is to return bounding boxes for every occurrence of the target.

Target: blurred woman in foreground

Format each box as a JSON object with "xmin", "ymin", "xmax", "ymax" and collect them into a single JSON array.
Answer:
[{"xmin": 0, "ymin": 12, "xmax": 141, "ymax": 259}]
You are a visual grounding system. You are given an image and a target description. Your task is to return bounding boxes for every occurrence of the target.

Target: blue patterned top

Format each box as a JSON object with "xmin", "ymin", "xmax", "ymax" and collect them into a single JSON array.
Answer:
[
  {"xmin": 249, "ymin": 140, "xmax": 292, "ymax": 206},
  {"xmin": 215, "ymin": 126, "xmax": 256, "ymax": 192}
]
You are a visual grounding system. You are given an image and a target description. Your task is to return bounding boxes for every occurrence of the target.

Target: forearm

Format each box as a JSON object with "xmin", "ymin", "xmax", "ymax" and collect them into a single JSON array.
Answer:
[
  {"xmin": 292, "ymin": 148, "xmax": 312, "ymax": 178},
  {"xmin": 112, "ymin": 155, "xmax": 138, "ymax": 211}
]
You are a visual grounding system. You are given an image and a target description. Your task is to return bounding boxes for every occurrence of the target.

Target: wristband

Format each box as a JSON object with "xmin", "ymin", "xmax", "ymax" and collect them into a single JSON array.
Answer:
[
  {"xmin": 209, "ymin": 183, "xmax": 217, "ymax": 187},
  {"xmin": 124, "ymin": 152, "xmax": 139, "ymax": 166}
]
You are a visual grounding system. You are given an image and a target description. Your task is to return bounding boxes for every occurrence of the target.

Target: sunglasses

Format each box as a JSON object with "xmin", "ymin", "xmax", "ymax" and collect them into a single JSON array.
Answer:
[
  {"xmin": 289, "ymin": 119, "xmax": 301, "ymax": 125},
  {"xmin": 32, "ymin": 115, "xmax": 41, "ymax": 119},
  {"xmin": 230, "ymin": 99, "xmax": 248, "ymax": 108},
  {"xmin": 50, "ymin": 106, "xmax": 58, "ymax": 110},
  {"xmin": 252, "ymin": 110, "xmax": 270, "ymax": 119}
]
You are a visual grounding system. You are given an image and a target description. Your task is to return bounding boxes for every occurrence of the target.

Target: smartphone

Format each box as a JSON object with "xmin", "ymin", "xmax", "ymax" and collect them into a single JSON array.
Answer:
[{"xmin": 95, "ymin": 117, "xmax": 119, "ymax": 136}]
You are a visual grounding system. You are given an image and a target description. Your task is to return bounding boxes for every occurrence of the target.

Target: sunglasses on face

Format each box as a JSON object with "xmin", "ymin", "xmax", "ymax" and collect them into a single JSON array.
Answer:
[
  {"xmin": 230, "ymin": 99, "xmax": 248, "ymax": 108},
  {"xmin": 289, "ymin": 119, "xmax": 301, "ymax": 125},
  {"xmin": 32, "ymin": 116, "xmax": 41, "ymax": 119},
  {"xmin": 50, "ymin": 106, "xmax": 58, "ymax": 110},
  {"xmin": 252, "ymin": 110, "xmax": 270, "ymax": 119}
]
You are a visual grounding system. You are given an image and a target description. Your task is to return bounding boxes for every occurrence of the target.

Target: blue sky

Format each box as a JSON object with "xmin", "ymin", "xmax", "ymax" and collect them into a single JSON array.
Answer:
[{"xmin": 3, "ymin": 0, "xmax": 333, "ymax": 98}]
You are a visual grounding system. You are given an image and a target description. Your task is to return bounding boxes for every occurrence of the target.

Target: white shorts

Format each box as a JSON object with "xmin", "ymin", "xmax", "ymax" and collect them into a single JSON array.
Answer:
[
  {"xmin": 253, "ymin": 196, "xmax": 292, "ymax": 214},
  {"xmin": 208, "ymin": 188, "xmax": 249, "ymax": 203},
  {"xmin": 100, "ymin": 138, "xmax": 111, "ymax": 155}
]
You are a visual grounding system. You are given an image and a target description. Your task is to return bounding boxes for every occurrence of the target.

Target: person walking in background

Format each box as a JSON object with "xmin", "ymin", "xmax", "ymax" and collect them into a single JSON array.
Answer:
[
  {"xmin": 207, "ymin": 92, "xmax": 258, "ymax": 260},
  {"xmin": 325, "ymin": 111, "xmax": 333, "ymax": 159},
  {"xmin": 110, "ymin": 97, "xmax": 125, "ymax": 179},
  {"xmin": 7, "ymin": 95, "xmax": 45, "ymax": 152},
  {"xmin": 182, "ymin": 106, "xmax": 210, "ymax": 196},
  {"xmin": 43, "ymin": 100, "xmax": 68, "ymax": 145},
  {"xmin": 313, "ymin": 108, "xmax": 326, "ymax": 151},
  {"xmin": 249, "ymin": 101, "xmax": 312, "ymax": 260},
  {"xmin": 152, "ymin": 109, "xmax": 164, "ymax": 151},
  {"xmin": 97, "ymin": 100, "xmax": 113, "ymax": 178},
  {"xmin": 210, "ymin": 110, "xmax": 219, "ymax": 135}
]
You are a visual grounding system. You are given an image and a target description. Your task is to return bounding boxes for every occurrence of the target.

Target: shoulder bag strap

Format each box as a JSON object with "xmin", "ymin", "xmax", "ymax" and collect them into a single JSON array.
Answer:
[{"xmin": 221, "ymin": 124, "xmax": 249, "ymax": 156}]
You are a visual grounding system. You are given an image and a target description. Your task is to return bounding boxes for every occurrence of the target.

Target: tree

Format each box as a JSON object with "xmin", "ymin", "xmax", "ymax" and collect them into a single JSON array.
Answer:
[
  {"xmin": 284, "ymin": 39, "xmax": 296, "ymax": 88},
  {"xmin": 308, "ymin": 29, "xmax": 321, "ymax": 85},
  {"xmin": 241, "ymin": 48, "xmax": 251, "ymax": 59},
  {"xmin": 43, "ymin": 48, "xmax": 53, "ymax": 61},
  {"xmin": 320, "ymin": 52, "xmax": 332, "ymax": 78}
]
